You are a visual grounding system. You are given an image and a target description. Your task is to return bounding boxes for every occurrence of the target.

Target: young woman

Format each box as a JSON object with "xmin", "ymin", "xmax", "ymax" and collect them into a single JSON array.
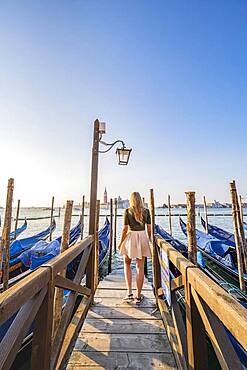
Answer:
[{"xmin": 118, "ymin": 192, "xmax": 151, "ymax": 304}]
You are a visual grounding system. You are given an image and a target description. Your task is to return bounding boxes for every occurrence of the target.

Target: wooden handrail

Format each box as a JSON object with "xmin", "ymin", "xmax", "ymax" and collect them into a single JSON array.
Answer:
[
  {"xmin": 154, "ymin": 234, "xmax": 247, "ymax": 369},
  {"xmin": 0, "ymin": 233, "xmax": 94, "ymax": 370}
]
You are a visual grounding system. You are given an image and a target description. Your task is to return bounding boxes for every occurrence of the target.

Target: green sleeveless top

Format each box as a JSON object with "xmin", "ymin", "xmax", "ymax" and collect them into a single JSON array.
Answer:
[{"xmin": 124, "ymin": 208, "xmax": 151, "ymax": 231}]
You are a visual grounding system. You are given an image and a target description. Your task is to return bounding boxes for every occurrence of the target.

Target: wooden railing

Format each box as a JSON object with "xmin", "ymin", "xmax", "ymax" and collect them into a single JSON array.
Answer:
[
  {"xmin": 153, "ymin": 236, "xmax": 247, "ymax": 370},
  {"xmin": 0, "ymin": 234, "xmax": 95, "ymax": 370}
]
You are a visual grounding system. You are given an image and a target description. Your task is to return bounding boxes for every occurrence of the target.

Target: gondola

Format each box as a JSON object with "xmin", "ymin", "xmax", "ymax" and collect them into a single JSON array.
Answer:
[
  {"xmin": 1, "ymin": 220, "xmax": 56, "ymax": 280},
  {"xmin": 0, "ymin": 219, "xmax": 27, "ymax": 241},
  {"xmin": 201, "ymin": 217, "xmax": 237, "ymax": 247},
  {"xmin": 155, "ymin": 224, "xmax": 247, "ymax": 304},
  {"xmin": 0, "ymin": 218, "xmax": 110, "ymax": 368},
  {"xmin": 180, "ymin": 218, "xmax": 247, "ymax": 287}
]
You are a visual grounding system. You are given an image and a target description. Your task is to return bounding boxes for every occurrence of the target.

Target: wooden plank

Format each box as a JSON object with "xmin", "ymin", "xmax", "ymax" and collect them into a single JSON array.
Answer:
[
  {"xmin": 55, "ymin": 296, "xmax": 92, "ymax": 370},
  {"xmin": 95, "ymin": 288, "xmax": 153, "ymax": 298},
  {"xmin": 0, "ymin": 268, "xmax": 49, "ymax": 325},
  {"xmin": 52, "ymin": 243, "xmax": 92, "ymax": 367},
  {"xmin": 185, "ymin": 282, "xmax": 208, "ymax": 370},
  {"xmin": 82, "ymin": 318, "xmax": 165, "ymax": 334},
  {"xmin": 187, "ymin": 266, "xmax": 247, "ymax": 351},
  {"xmin": 108, "ymin": 198, "xmax": 113, "ymax": 274},
  {"xmin": 97, "ymin": 280, "xmax": 152, "ymax": 290},
  {"xmin": 87, "ymin": 306, "xmax": 161, "ymax": 320},
  {"xmin": 0, "ymin": 286, "xmax": 47, "ymax": 370},
  {"xmin": 67, "ymin": 351, "xmax": 177, "ymax": 369},
  {"xmin": 92, "ymin": 296, "xmax": 156, "ymax": 308},
  {"xmin": 75, "ymin": 332, "xmax": 172, "ymax": 353},
  {"xmin": 31, "ymin": 281, "xmax": 54, "ymax": 370},
  {"xmin": 157, "ymin": 297, "xmax": 187, "ymax": 370},
  {"xmin": 191, "ymin": 287, "xmax": 242, "ymax": 370},
  {"xmin": 54, "ymin": 274, "xmax": 90, "ymax": 296},
  {"xmin": 54, "ymin": 200, "xmax": 73, "ymax": 336}
]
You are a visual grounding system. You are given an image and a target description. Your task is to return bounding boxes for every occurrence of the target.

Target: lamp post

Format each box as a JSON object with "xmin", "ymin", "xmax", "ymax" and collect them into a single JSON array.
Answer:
[{"xmin": 86, "ymin": 119, "xmax": 132, "ymax": 289}]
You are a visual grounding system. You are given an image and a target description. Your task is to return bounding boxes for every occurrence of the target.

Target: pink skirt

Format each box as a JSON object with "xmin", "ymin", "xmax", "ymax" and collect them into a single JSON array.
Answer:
[{"xmin": 120, "ymin": 230, "xmax": 151, "ymax": 259}]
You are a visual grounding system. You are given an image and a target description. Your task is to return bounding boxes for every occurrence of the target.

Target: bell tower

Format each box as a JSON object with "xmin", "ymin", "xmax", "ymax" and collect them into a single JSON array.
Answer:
[{"xmin": 104, "ymin": 187, "xmax": 108, "ymax": 204}]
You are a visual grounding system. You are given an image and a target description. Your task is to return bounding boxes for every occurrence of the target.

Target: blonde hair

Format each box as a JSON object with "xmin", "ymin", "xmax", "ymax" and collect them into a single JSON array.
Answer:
[{"xmin": 129, "ymin": 192, "xmax": 145, "ymax": 224}]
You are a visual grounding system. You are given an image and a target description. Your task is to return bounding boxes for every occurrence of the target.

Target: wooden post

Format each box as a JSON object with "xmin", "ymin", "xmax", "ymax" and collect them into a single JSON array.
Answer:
[
  {"xmin": 49, "ymin": 196, "xmax": 55, "ymax": 241},
  {"xmin": 113, "ymin": 198, "xmax": 117, "ymax": 253},
  {"xmin": 150, "ymin": 189, "xmax": 161, "ymax": 297},
  {"xmin": 86, "ymin": 119, "xmax": 100, "ymax": 290},
  {"xmin": 58, "ymin": 207, "xmax": 61, "ymax": 217},
  {"xmin": 81, "ymin": 195, "xmax": 85, "ymax": 240},
  {"xmin": 239, "ymin": 195, "xmax": 244, "ymax": 224},
  {"xmin": 53, "ymin": 200, "xmax": 73, "ymax": 336},
  {"xmin": 186, "ymin": 192, "xmax": 197, "ymax": 264},
  {"xmin": 94, "ymin": 200, "xmax": 100, "ymax": 291},
  {"xmin": 203, "ymin": 196, "xmax": 209, "ymax": 234},
  {"xmin": 230, "ymin": 181, "xmax": 245, "ymax": 292},
  {"xmin": 232, "ymin": 184, "xmax": 247, "ymax": 272},
  {"xmin": 108, "ymin": 198, "xmax": 113, "ymax": 274},
  {"xmin": 2, "ymin": 178, "xmax": 14, "ymax": 291},
  {"xmin": 14, "ymin": 199, "xmax": 20, "ymax": 240},
  {"xmin": 168, "ymin": 194, "xmax": 172, "ymax": 236},
  {"xmin": 142, "ymin": 197, "xmax": 148, "ymax": 275}
]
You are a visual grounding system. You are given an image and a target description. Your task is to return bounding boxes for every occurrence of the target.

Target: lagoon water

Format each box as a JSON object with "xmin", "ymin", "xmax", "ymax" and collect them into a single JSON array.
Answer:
[{"xmin": 0, "ymin": 206, "xmax": 239, "ymax": 279}]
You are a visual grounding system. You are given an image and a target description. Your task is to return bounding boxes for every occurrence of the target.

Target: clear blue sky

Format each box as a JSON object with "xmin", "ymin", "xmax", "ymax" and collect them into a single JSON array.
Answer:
[{"xmin": 0, "ymin": 1, "xmax": 247, "ymax": 206}]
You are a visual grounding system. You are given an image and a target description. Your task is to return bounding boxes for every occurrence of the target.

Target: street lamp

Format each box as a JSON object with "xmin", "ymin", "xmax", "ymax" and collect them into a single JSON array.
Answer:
[
  {"xmin": 98, "ymin": 123, "xmax": 132, "ymax": 166},
  {"xmin": 86, "ymin": 119, "xmax": 132, "ymax": 289}
]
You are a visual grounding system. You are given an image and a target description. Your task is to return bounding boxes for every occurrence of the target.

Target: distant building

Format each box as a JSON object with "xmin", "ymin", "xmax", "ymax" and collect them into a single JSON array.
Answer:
[
  {"xmin": 104, "ymin": 187, "xmax": 108, "ymax": 204},
  {"xmin": 101, "ymin": 187, "xmax": 109, "ymax": 209},
  {"xmin": 117, "ymin": 195, "xmax": 129, "ymax": 209}
]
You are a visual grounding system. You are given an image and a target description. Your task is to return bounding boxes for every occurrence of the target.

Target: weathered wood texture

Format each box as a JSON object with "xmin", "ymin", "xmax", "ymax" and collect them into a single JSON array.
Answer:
[
  {"xmin": 2, "ymin": 178, "xmax": 14, "ymax": 291},
  {"xmin": 203, "ymin": 196, "xmax": 209, "ymax": 234},
  {"xmin": 155, "ymin": 235, "xmax": 247, "ymax": 370},
  {"xmin": 53, "ymin": 200, "xmax": 73, "ymax": 336},
  {"xmin": 186, "ymin": 192, "xmax": 197, "ymax": 264},
  {"xmin": 114, "ymin": 197, "xmax": 117, "ymax": 253},
  {"xmin": 230, "ymin": 181, "xmax": 246, "ymax": 291},
  {"xmin": 108, "ymin": 198, "xmax": 113, "ymax": 273},
  {"xmin": 50, "ymin": 196, "xmax": 55, "ymax": 241},
  {"xmin": 81, "ymin": 195, "xmax": 85, "ymax": 240},
  {"xmin": 66, "ymin": 272, "xmax": 177, "ymax": 369},
  {"xmin": 14, "ymin": 199, "xmax": 20, "ymax": 240}
]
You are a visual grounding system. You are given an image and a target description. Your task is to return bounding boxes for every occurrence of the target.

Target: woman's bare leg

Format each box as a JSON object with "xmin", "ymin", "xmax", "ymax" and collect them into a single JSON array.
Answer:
[
  {"xmin": 123, "ymin": 255, "xmax": 132, "ymax": 295},
  {"xmin": 136, "ymin": 257, "xmax": 145, "ymax": 298}
]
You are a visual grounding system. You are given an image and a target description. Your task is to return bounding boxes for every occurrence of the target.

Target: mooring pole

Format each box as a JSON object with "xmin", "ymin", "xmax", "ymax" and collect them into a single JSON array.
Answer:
[
  {"xmin": 233, "ymin": 184, "xmax": 247, "ymax": 272},
  {"xmin": 203, "ymin": 196, "xmax": 209, "ymax": 234},
  {"xmin": 186, "ymin": 192, "xmax": 197, "ymax": 264},
  {"xmin": 14, "ymin": 199, "xmax": 20, "ymax": 240},
  {"xmin": 53, "ymin": 200, "xmax": 73, "ymax": 336},
  {"xmin": 113, "ymin": 198, "xmax": 117, "ymax": 253},
  {"xmin": 81, "ymin": 195, "xmax": 85, "ymax": 240},
  {"xmin": 142, "ymin": 196, "xmax": 148, "ymax": 275},
  {"xmin": 2, "ymin": 178, "xmax": 14, "ymax": 291},
  {"xmin": 58, "ymin": 207, "xmax": 61, "ymax": 217},
  {"xmin": 94, "ymin": 200, "xmax": 100, "ymax": 291},
  {"xmin": 150, "ymin": 189, "xmax": 161, "ymax": 296},
  {"xmin": 49, "ymin": 196, "xmax": 55, "ymax": 241},
  {"xmin": 230, "ymin": 181, "xmax": 245, "ymax": 292},
  {"xmin": 239, "ymin": 195, "xmax": 244, "ymax": 224},
  {"xmin": 168, "ymin": 194, "xmax": 172, "ymax": 236},
  {"xmin": 108, "ymin": 198, "xmax": 113, "ymax": 274},
  {"xmin": 86, "ymin": 119, "xmax": 100, "ymax": 290}
]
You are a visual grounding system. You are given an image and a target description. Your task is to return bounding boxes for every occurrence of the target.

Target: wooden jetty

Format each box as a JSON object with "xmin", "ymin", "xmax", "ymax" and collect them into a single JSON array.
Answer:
[{"xmin": 67, "ymin": 271, "xmax": 177, "ymax": 369}]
